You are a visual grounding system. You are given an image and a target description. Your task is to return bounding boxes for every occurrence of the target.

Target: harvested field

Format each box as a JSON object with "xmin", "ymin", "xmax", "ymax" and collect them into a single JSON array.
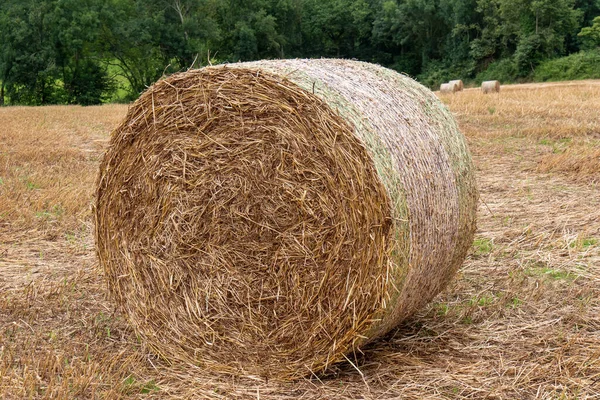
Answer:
[{"xmin": 1, "ymin": 80, "xmax": 599, "ymax": 399}]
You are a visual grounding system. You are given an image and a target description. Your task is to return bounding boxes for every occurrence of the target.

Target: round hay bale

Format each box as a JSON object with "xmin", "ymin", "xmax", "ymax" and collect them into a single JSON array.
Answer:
[
  {"xmin": 482, "ymin": 80, "xmax": 500, "ymax": 93},
  {"xmin": 449, "ymin": 79, "xmax": 464, "ymax": 91},
  {"xmin": 440, "ymin": 82, "xmax": 458, "ymax": 93},
  {"xmin": 95, "ymin": 59, "xmax": 477, "ymax": 380}
]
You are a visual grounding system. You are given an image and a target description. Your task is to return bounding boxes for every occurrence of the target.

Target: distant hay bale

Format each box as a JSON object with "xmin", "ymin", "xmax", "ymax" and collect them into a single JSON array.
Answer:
[
  {"xmin": 449, "ymin": 80, "xmax": 464, "ymax": 91},
  {"xmin": 482, "ymin": 80, "xmax": 501, "ymax": 93},
  {"xmin": 440, "ymin": 82, "xmax": 458, "ymax": 93},
  {"xmin": 95, "ymin": 59, "xmax": 478, "ymax": 380}
]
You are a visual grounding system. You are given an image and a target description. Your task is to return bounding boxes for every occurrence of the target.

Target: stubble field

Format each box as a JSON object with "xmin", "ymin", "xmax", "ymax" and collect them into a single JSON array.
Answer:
[{"xmin": 0, "ymin": 81, "xmax": 599, "ymax": 399}]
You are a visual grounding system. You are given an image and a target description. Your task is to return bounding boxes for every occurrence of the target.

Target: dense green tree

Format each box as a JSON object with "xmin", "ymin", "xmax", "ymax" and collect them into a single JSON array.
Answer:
[
  {"xmin": 579, "ymin": 15, "xmax": 600, "ymax": 48},
  {"xmin": 52, "ymin": 0, "xmax": 113, "ymax": 104},
  {"xmin": 0, "ymin": 0, "xmax": 598, "ymax": 104},
  {"xmin": 0, "ymin": 7, "xmax": 13, "ymax": 105},
  {"xmin": 575, "ymin": 0, "xmax": 600, "ymax": 26},
  {"xmin": 500, "ymin": 0, "xmax": 582, "ymax": 75},
  {"xmin": 269, "ymin": 0, "xmax": 303, "ymax": 57},
  {"xmin": 0, "ymin": 1, "xmax": 61, "ymax": 105},
  {"xmin": 146, "ymin": 0, "xmax": 220, "ymax": 68},
  {"xmin": 302, "ymin": 0, "xmax": 374, "ymax": 59},
  {"xmin": 372, "ymin": 0, "xmax": 433, "ymax": 75},
  {"xmin": 0, "ymin": 0, "xmax": 112, "ymax": 105},
  {"xmin": 469, "ymin": 0, "xmax": 503, "ymax": 66},
  {"xmin": 97, "ymin": 0, "xmax": 168, "ymax": 98},
  {"xmin": 215, "ymin": 0, "xmax": 286, "ymax": 61}
]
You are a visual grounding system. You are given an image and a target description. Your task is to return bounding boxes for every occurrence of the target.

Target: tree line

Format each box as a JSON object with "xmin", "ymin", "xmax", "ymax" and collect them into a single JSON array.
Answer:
[{"xmin": 1, "ymin": 0, "xmax": 599, "ymax": 106}]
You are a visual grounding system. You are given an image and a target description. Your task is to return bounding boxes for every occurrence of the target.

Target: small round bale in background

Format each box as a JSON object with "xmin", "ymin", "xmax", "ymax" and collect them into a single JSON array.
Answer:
[
  {"xmin": 482, "ymin": 80, "xmax": 501, "ymax": 93},
  {"xmin": 440, "ymin": 82, "xmax": 458, "ymax": 93},
  {"xmin": 449, "ymin": 79, "xmax": 464, "ymax": 91},
  {"xmin": 95, "ymin": 59, "xmax": 478, "ymax": 380}
]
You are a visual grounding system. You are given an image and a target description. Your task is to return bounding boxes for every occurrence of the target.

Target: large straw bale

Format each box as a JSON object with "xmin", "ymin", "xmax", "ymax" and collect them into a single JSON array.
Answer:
[
  {"xmin": 449, "ymin": 79, "xmax": 464, "ymax": 91},
  {"xmin": 440, "ymin": 82, "xmax": 458, "ymax": 93},
  {"xmin": 95, "ymin": 59, "xmax": 478, "ymax": 380},
  {"xmin": 482, "ymin": 80, "xmax": 501, "ymax": 93}
]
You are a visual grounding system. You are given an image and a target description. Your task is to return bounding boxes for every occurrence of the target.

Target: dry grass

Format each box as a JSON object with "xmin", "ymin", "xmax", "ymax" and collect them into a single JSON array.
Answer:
[
  {"xmin": 443, "ymin": 81, "xmax": 600, "ymax": 139},
  {"xmin": 1, "ymin": 80, "xmax": 599, "ymax": 398},
  {"xmin": 538, "ymin": 145, "xmax": 600, "ymax": 183}
]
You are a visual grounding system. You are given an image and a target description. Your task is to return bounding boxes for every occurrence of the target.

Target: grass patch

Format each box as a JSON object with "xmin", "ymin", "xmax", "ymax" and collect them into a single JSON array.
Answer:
[
  {"xmin": 24, "ymin": 178, "xmax": 39, "ymax": 190},
  {"xmin": 524, "ymin": 261, "xmax": 577, "ymax": 281},
  {"xmin": 433, "ymin": 302, "xmax": 450, "ymax": 317},
  {"xmin": 121, "ymin": 376, "xmax": 160, "ymax": 395},
  {"xmin": 35, "ymin": 204, "xmax": 65, "ymax": 220},
  {"xmin": 473, "ymin": 237, "xmax": 493, "ymax": 256},
  {"xmin": 534, "ymin": 50, "xmax": 600, "ymax": 82},
  {"xmin": 582, "ymin": 238, "xmax": 597, "ymax": 248},
  {"xmin": 569, "ymin": 237, "xmax": 597, "ymax": 250},
  {"xmin": 510, "ymin": 297, "xmax": 523, "ymax": 308},
  {"xmin": 538, "ymin": 137, "xmax": 572, "ymax": 154}
]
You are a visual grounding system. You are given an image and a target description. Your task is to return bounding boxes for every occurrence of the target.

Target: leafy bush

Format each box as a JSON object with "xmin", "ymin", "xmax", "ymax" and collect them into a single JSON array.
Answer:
[
  {"xmin": 417, "ymin": 60, "xmax": 476, "ymax": 90},
  {"xmin": 64, "ymin": 61, "xmax": 114, "ymax": 106},
  {"xmin": 474, "ymin": 58, "xmax": 519, "ymax": 84},
  {"xmin": 534, "ymin": 50, "xmax": 600, "ymax": 82},
  {"xmin": 578, "ymin": 16, "xmax": 600, "ymax": 50}
]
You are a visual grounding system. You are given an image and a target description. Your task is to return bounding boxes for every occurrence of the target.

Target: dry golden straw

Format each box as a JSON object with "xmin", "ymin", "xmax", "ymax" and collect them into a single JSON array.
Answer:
[
  {"xmin": 482, "ymin": 80, "xmax": 501, "ymax": 93},
  {"xmin": 449, "ymin": 80, "xmax": 464, "ymax": 91},
  {"xmin": 94, "ymin": 59, "xmax": 478, "ymax": 381},
  {"xmin": 440, "ymin": 82, "xmax": 458, "ymax": 93}
]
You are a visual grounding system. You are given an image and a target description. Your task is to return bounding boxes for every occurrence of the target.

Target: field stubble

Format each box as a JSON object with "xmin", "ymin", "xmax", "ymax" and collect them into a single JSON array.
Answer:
[{"xmin": 0, "ymin": 82, "xmax": 599, "ymax": 399}]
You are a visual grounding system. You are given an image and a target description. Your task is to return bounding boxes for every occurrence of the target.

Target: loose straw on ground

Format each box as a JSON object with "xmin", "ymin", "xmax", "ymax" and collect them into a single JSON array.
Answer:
[{"xmin": 95, "ymin": 58, "xmax": 478, "ymax": 381}]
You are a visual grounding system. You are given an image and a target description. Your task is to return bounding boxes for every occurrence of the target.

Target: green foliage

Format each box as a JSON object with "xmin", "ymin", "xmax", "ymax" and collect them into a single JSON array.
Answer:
[
  {"xmin": 523, "ymin": 260, "xmax": 577, "ymax": 281},
  {"xmin": 0, "ymin": 0, "xmax": 114, "ymax": 105},
  {"xmin": 534, "ymin": 50, "xmax": 600, "ymax": 81},
  {"xmin": 64, "ymin": 60, "xmax": 112, "ymax": 106},
  {"xmin": 417, "ymin": 59, "xmax": 476, "ymax": 89},
  {"xmin": 301, "ymin": 0, "xmax": 374, "ymax": 59},
  {"xmin": 499, "ymin": 0, "xmax": 583, "ymax": 76},
  {"xmin": 475, "ymin": 58, "xmax": 519, "ymax": 83},
  {"xmin": 469, "ymin": 0, "xmax": 503, "ymax": 64},
  {"xmin": 121, "ymin": 375, "xmax": 160, "ymax": 395},
  {"xmin": 578, "ymin": 16, "xmax": 600, "ymax": 49},
  {"xmin": 473, "ymin": 237, "xmax": 493, "ymax": 256},
  {"xmin": 0, "ymin": 0, "xmax": 595, "ymax": 105},
  {"xmin": 0, "ymin": 1, "xmax": 61, "ymax": 105},
  {"xmin": 469, "ymin": 294, "xmax": 496, "ymax": 307}
]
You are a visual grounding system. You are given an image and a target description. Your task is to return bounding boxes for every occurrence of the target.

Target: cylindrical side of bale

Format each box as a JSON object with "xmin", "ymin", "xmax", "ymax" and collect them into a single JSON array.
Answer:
[
  {"xmin": 95, "ymin": 59, "xmax": 478, "ymax": 380},
  {"xmin": 440, "ymin": 82, "xmax": 458, "ymax": 93},
  {"xmin": 482, "ymin": 80, "xmax": 501, "ymax": 93},
  {"xmin": 449, "ymin": 80, "xmax": 464, "ymax": 91}
]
